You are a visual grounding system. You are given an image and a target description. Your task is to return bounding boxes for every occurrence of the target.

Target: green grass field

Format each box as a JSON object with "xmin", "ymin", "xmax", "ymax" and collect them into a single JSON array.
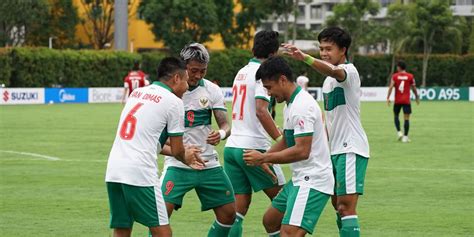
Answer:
[{"xmin": 0, "ymin": 102, "xmax": 473, "ymax": 237}]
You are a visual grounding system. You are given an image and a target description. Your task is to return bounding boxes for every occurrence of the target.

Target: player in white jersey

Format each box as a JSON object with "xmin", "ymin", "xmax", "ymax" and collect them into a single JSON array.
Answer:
[
  {"xmin": 224, "ymin": 30, "xmax": 286, "ymax": 237},
  {"xmin": 244, "ymin": 56, "xmax": 334, "ymax": 237},
  {"xmin": 105, "ymin": 57, "xmax": 204, "ymax": 237},
  {"xmin": 283, "ymin": 27, "xmax": 370, "ymax": 237},
  {"xmin": 160, "ymin": 43, "xmax": 236, "ymax": 237}
]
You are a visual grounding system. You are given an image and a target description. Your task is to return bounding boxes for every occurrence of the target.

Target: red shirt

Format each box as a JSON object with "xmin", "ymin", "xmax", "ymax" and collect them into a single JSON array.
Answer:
[
  {"xmin": 392, "ymin": 71, "xmax": 415, "ymax": 104},
  {"xmin": 124, "ymin": 70, "xmax": 148, "ymax": 96}
]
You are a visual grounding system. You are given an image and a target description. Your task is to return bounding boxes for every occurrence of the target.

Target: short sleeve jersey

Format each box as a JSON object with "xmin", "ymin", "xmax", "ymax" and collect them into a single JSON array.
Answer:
[
  {"xmin": 106, "ymin": 81, "xmax": 185, "ymax": 186},
  {"xmin": 392, "ymin": 72, "xmax": 415, "ymax": 105},
  {"xmin": 284, "ymin": 87, "xmax": 334, "ymax": 195},
  {"xmin": 165, "ymin": 79, "xmax": 226, "ymax": 169},
  {"xmin": 322, "ymin": 63, "xmax": 370, "ymax": 158},
  {"xmin": 225, "ymin": 58, "xmax": 272, "ymax": 150},
  {"xmin": 124, "ymin": 70, "xmax": 149, "ymax": 96}
]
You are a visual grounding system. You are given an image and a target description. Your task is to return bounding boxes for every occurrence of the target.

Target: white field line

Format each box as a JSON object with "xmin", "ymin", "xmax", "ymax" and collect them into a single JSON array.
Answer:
[
  {"xmin": 0, "ymin": 151, "xmax": 472, "ymax": 173},
  {"xmin": 0, "ymin": 150, "xmax": 60, "ymax": 161}
]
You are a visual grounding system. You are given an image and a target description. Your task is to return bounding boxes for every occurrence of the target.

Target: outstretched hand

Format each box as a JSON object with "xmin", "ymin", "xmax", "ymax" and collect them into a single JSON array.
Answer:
[
  {"xmin": 281, "ymin": 43, "xmax": 306, "ymax": 61},
  {"xmin": 184, "ymin": 145, "xmax": 206, "ymax": 170}
]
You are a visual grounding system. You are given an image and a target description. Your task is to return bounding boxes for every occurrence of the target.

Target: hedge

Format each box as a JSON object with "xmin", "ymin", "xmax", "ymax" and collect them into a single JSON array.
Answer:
[{"xmin": 0, "ymin": 47, "xmax": 472, "ymax": 87}]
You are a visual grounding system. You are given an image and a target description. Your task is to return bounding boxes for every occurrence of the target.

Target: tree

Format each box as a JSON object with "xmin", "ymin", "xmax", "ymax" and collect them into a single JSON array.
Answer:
[
  {"xmin": 409, "ymin": 0, "xmax": 456, "ymax": 87},
  {"xmin": 325, "ymin": 0, "xmax": 380, "ymax": 60},
  {"xmin": 79, "ymin": 0, "xmax": 135, "ymax": 49},
  {"xmin": 139, "ymin": 0, "xmax": 219, "ymax": 53},
  {"xmin": 48, "ymin": 0, "xmax": 80, "ymax": 48},
  {"xmin": 214, "ymin": 0, "xmax": 237, "ymax": 48},
  {"xmin": 383, "ymin": 3, "xmax": 413, "ymax": 84},
  {"xmin": 0, "ymin": 0, "xmax": 49, "ymax": 47}
]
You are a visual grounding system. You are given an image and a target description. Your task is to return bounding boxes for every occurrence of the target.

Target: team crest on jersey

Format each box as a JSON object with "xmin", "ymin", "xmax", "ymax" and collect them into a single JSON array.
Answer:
[{"xmin": 199, "ymin": 96, "xmax": 209, "ymax": 108}]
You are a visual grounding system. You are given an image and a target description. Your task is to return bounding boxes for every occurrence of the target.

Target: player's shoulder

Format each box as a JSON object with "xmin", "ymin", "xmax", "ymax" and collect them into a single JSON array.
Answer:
[{"xmin": 202, "ymin": 79, "xmax": 221, "ymax": 91}]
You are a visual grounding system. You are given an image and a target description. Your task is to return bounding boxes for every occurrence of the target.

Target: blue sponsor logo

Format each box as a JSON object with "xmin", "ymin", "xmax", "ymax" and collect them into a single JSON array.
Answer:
[{"xmin": 45, "ymin": 88, "xmax": 88, "ymax": 103}]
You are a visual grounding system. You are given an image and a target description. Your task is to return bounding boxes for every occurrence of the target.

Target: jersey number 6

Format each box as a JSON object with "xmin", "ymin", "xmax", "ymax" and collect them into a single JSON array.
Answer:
[{"xmin": 119, "ymin": 103, "xmax": 144, "ymax": 140}]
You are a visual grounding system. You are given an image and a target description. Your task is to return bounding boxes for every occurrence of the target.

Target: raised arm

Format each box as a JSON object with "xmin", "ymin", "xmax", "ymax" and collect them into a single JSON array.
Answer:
[{"xmin": 282, "ymin": 43, "xmax": 345, "ymax": 82}]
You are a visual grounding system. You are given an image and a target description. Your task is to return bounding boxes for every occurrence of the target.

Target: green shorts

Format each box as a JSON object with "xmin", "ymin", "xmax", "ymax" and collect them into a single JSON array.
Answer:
[
  {"xmin": 331, "ymin": 153, "xmax": 369, "ymax": 196},
  {"xmin": 223, "ymin": 147, "xmax": 285, "ymax": 194},
  {"xmin": 161, "ymin": 166, "xmax": 235, "ymax": 211},
  {"xmin": 272, "ymin": 181, "xmax": 330, "ymax": 235},
  {"xmin": 106, "ymin": 182, "xmax": 168, "ymax": 228}
]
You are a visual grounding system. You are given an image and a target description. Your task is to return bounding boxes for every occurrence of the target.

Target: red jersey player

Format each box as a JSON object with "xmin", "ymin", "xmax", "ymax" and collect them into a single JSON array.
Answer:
[
  {"xmin": 122, "ymin": 61, "xmax": 150, "ymax": 104},
  {"xmin": 387, "ymin": 61, "xmax": 419, "ymax": 142}
]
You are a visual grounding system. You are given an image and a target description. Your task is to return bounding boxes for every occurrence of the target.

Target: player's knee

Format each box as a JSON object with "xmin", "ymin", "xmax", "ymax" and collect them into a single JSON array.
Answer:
[
  {"xmin": 217, "ymin": 209, "xmax": 236, "ymax": 225},
  {"xmin": 337, "ymin": 203, "xmax": 356, "ymax": 216},
  {"xmin": 262, "ymin": 213, "xmax": 279, "ymax": 231}
]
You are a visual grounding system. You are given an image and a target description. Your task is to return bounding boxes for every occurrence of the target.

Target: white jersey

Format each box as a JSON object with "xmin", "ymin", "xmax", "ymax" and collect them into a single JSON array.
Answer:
[
  {"xmin": 165, "ymin": 79, "xmax": 226, "ymax": 169},
  {"xmin": 106, "ymin": 81, "xmax": 185, "ymax": 186},
  {"xmin": 225, "ymin": 58, "xmax": 272, "ymax": 150},
  {"xmin": 296, "ymin": 75, "xmax": 309, "ymax": 89},
  {"xmin": 322, "ymin": 63, "xmax": 370, "ymax": 157},
  {"xmin": 283, "ymin": 87, "xmax": 334, "ymax": 195}
]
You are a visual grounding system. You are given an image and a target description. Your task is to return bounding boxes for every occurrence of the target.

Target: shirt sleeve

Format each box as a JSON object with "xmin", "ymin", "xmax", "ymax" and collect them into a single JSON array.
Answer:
[
  {"xmin": 338, "ymin": 64, "xmax": 360, "ymax": 90},
  {"xmin": 210, "ymin": 83, "xmax": 226, "ymax": 111},
  {"xmin": 290, "ymin": 104, "xmax": 316, "ymax": 137},
  {"xmin": 166, "ymin": 99, "xmax": 185, "ymax": 136},
  {"xmin": 255, "ymin": 79, "xmax": 270, "ymax": 102},
  {"xmin": 124, "ymin": 82, "xmax": 129, "ymax": 88}
]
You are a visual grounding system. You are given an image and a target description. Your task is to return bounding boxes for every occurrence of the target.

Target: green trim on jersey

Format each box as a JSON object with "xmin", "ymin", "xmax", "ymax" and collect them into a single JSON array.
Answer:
[
  {"xmin": 294, "ymin": 132, "xmax": 313, "ymax": 138},
  {"xmin": 249, "ymin": 58, "xmax": 261, "ymax": 64},
  {"xmin": 323, "ymin": 87, "xmax": 346, "ymax": 111},
  {"xmin": 158, "ymin": 126, "xmax": 169, "ymax": 148},
  {"xmin": 284, "ymin": 129, "xmax": 295, "ymax": 147},
  {"xmin": 287, "ymin": 86, "xmax": 302, "ymax": 105},
  {"xmin": 152, "ymin": 81, "xmax": 173, "ymax": 92},
  {"xmin": 212, "ymin": 108, "xmax": 227, "ymax": 111},
  {"xmin": 168, "ymin": 132, "xmax": 184, "ymax": 136},
  {"xmin": 255, "ymin": 96, "xmax": 270, "ymax": 102},
  {"xmin": 184, "ymin": 109, "xmax": 212, "ymax": 127}
]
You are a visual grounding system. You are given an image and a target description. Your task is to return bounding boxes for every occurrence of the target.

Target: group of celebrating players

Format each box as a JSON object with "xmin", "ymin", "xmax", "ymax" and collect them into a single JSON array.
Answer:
[{"xmin": 105, "ymin": 26, "xmax": 418, "ymax": 237}]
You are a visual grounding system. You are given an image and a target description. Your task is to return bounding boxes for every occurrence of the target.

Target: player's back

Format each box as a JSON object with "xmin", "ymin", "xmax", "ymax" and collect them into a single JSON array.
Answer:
[
  {"xmin": 392, "ymin": 72, "xmax": 414, "ymax": 104},
  {"xmin": 124, "ymin": 70, "xmax": 148, "ymax": 95},
  {"xmin": 106, "ymin": 82, "xmax": 184, "ymax": 186},
  {"xmin": 226, "ymin": 59, "xmax": 271, "ymax": 150}
]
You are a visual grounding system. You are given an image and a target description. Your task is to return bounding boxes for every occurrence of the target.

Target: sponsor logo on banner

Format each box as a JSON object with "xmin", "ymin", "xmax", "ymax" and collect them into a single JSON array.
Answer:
[
  {"xmin": 0, "ymin": 88, "xmax": 44, "ymax": 105},
  {"xmin": 45, "ymin": 88, "xmax": 88, "ymax": 104},
  {"xmin": 88, "ymin": 88, "xmax": 123, "ymax": 103},
  {"xmin": 411, "ymin": 87, "xmax": 469, "ymax": 101}
]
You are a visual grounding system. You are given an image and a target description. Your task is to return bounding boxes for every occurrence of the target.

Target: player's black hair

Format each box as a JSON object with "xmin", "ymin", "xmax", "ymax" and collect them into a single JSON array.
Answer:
[
  {"xmin": 157, "ymin": 57, "xmax": 186, "ymax": 81},
  {"xmin": 397, "ymin": 60, "xmax": 407, "ymax": 70},
  {"xmin": 318, "ymin": 27, "xmax": 351, "ymax": 57},
  {"xmin": 133, "ymin": 60, "xmax": 140, "ymax": 71},
  {"xmin": 256, "ymin": 56, "xmax": 293, "ymax": 82},
  {"xmin": 253, "ymin": 30, "xmax": 280, "ymax": 59}
]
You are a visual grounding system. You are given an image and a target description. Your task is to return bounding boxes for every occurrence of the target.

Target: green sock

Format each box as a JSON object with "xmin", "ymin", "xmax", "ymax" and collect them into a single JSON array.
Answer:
[
  {"xmin": 336, "ymin": 212, "xmax": 342, "ymax": 230},
  {"xmin": 267, "ymin": 230, "xmax": 280, "ymax": 237},
  {"xmin": 208, "ymin": 220, "xmax": 232, "ymax": 237},
  {"xmin": 340, "ymin": 215, "xmax": 360, "ymax": 237},
  {"xmin": 229, "ymin": 213, "xmax": 244, "ymax": 237}
]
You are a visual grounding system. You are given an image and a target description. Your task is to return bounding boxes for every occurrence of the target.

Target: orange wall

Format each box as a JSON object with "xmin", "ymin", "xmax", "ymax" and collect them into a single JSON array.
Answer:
[{"xmin": 74, "ymin": 0, "xmax": 231, "ymax": 51}]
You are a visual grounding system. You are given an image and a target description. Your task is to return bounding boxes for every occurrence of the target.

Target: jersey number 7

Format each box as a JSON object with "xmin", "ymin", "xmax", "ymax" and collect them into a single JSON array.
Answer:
[
  {"xmin": 232, "ymin": 84, "xmax": 247, "ymax": 120},
  {"xmin": 120, "ymin": 103, "xmax": 144, "ymax": 140}
]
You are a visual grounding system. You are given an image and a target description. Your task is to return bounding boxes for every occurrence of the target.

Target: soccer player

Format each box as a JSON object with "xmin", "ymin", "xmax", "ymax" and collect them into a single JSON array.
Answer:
[
  {"xmin": 122, "ymin": 60, "xmax": 150, "ymax": 104},
  {"xmin": 105, "ymin": 57, "xmax": 204, "ymax": 237},
  {"xmin": 244, "ymin": 56, "xmax": 334, "ymax": 237},
  {"xmin": 160, "ymin": 43, "xmax": 236, "ymax": 237},
  {"xmin": 387, "ymin": 60, "xmax": 420, "ymax": 143},
  {"xmin": 283, "ymin": 26, "xmax": 370, "ymax": 237},
  {"xmin": 224, "ymin": 30, "xmax": 286, "ymax": 237}
]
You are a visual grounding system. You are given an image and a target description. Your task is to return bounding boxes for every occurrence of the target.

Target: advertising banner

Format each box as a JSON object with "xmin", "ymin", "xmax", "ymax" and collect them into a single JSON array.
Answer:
[
  {"xmin": 0, "ymin": 88, "xmax": 44, "ymax": 105},
  {"xmin": 88, "ymin": 87, "xmax": 124, "ymax": 103},
  {"xmin": 45, "ymin": 88, "xmax": 88, "ymax": 104},
  {"xmin": 412, "ymin": 87, "xmax": 469, "ymax": 101}
]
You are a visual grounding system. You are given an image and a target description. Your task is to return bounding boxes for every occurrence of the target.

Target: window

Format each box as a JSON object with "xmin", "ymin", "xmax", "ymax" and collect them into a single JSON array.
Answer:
[
  {"xmin": 310, "ymin": 5, "xmax": 322, "ymax": 19},
  {"xmin": 297, "ymin": 5, "xmax": 306, "ymax": 20}
]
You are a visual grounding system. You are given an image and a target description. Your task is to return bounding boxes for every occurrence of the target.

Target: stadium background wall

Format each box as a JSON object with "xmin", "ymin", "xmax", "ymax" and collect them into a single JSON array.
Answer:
[
  {"xmin": 0, "ymin": 87, "xmax": 473, "ymax": 105},
  {"xmin": 0, "ymin": 48, "xmax": 472, "ymax": 88}
]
